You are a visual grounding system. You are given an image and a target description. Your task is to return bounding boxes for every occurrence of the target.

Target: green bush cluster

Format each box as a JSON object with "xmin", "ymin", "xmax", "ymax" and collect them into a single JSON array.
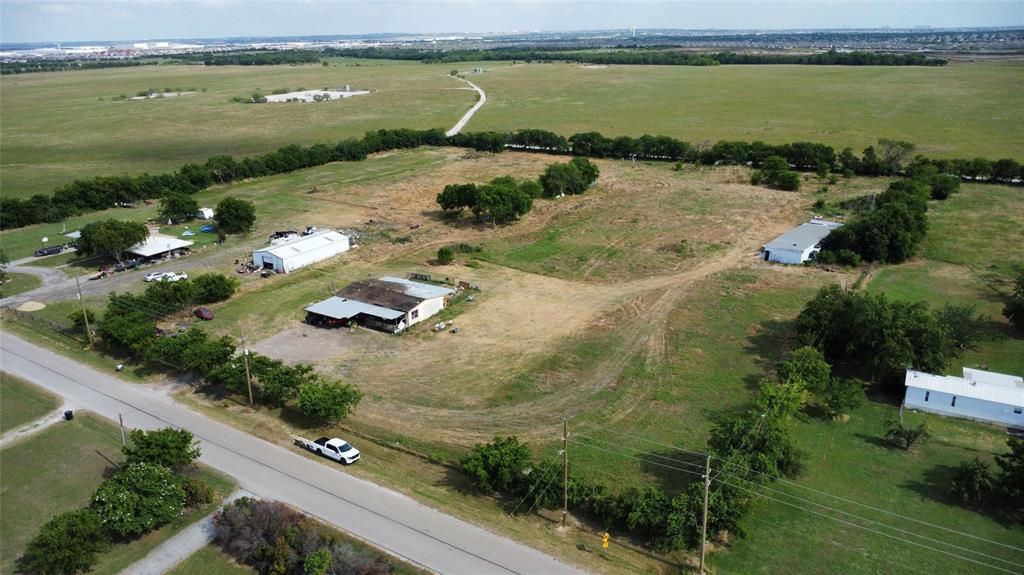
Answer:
[
  {"xmin": 20, "ymin": 428, "xmax": 207, "ymax": 574},
  {"xmin": 794, "ymin": 284, "xmax": 985, "ymax": 392},
  {"xmin": 214, "ymin": 498, "xmax": 395, "ymax": 575}
]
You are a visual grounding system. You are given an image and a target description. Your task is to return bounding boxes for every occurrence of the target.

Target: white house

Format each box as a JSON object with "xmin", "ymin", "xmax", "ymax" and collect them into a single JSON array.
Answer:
[
  {"xmin": 252, "ymin": 230, "xmax": 350, "ymax": 274},
  {"xmin": 307, "ymin": 276, "xmax": 456, "ymax": 333},
  {"xmin": 762, "ymin": 219, "xmax": 843, "ymax": 265},
  {"xmin": 903, "ymin": 367, "xmax": 1024, "ymax": 429}
]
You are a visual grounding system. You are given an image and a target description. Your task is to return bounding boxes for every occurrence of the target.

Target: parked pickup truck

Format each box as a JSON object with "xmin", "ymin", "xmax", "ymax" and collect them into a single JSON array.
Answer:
[{"xmin": 294, "ymin": 436, "xmax": 361, "ymax": 465}]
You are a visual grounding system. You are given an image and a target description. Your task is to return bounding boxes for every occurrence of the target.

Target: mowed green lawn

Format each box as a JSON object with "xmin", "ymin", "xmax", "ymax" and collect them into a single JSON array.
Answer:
[
  {"xmin": 167, "ymin": 546, "xmax": 253, "ymax": 575},
  {"xmin": 470, "ymin": 60, "xmax": 1024, "ymax": 160},
  {"xmin": 0, "ymin": 58, "xmax": 476, "ymax": 199},
  {"xmin": 0, "ymin": 413, "xmax": 235, "ymax": 575},
  {"xmin": 0, "ymin": 272, "xmax": 42, "ymax": 298},
  {"xmin": 0, "ymin": 372, "xmax": 59, "ymax": 433}
]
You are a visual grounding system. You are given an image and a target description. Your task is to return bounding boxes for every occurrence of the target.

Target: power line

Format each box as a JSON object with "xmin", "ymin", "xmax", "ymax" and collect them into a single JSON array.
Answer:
[
  {"xmin": 572, "ymin": 423, "xmax": 709, "ymax": 459},
  {"xmin": 574, "ymin": 432, "xmax": 1024, "ymax": 569},
  {"xmin": 716, "ymin": 468, "xmax": 1024, "ymax": 570},
  {"xmin": 572, "ymin": 433, "xmax": 705, "ymax": 470},
  {"xmin": 509, "ymin": 450, "xmax": 562, "ymax": 517},
  {"xmin": 574, "ymin": 421, "xmax": 1024, "ymax": 554},
  {"xmin": 523, "ymin": 464, "xmax": 563, "ymax": 519},
  {"xmin": 573, "ymin": 436, "xmax": 705, "ymax": 480},
  {"xmin": 713, "ymin": 477, "xmax": 1021, "ymax": 575}
]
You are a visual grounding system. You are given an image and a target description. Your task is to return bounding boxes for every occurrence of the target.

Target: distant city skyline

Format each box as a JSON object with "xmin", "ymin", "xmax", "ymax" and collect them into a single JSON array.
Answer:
[{"xmin": 2, "ymin": 1, "xmax": 1022, "ymax": 44}]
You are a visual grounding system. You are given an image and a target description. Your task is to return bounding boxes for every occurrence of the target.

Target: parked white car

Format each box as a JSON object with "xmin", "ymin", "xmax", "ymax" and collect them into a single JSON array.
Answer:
[
  {"xmin": 294, "ymin": 436, "xmax": 361, "ymax": 465},
  {"xmin": 163, "ymin": 272, "xmax": 188, "ymax": 282},
  {"xmin": 144, "ymin": 272, "xmax": 168, "ymax": 282}
]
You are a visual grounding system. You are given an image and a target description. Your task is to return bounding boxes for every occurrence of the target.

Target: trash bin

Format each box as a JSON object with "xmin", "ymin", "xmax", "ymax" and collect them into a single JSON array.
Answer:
[{"xmin": 64, "ymin": 410, "xmax": 74, "ymax": 421}]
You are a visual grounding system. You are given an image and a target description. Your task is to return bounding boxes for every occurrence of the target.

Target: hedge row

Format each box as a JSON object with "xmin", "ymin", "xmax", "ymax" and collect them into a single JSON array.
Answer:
[{"xmin": 3, "ymin": 127, "xmax": 1019, "ymax": 231}]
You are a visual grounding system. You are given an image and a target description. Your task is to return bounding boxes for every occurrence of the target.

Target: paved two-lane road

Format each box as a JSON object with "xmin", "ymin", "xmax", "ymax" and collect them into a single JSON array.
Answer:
[{"xmin": 0, "ymin": 333, "xmax": 587, "ymax": 575}]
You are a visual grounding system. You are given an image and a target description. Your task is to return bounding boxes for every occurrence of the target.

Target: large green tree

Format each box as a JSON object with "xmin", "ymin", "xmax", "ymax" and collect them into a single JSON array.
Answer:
[
  {"xmin": 297, "ymin": 381, "xmax": 363, "ymax": 423},
  {"xmin": 213, "ymin": 197, "xmax": 256, "ymax": 234},
  {"xmin": 158, "ymin": 191, "xmax": 199, "ymax": 223},
  {"xmin": 77, "ymin": 219, "xmax": 149, "ymax": 263},
  {"xmin": 123, "ymin": 428, "xmax": 201, "ymax": 470},
  {"xmin": 462, "ymin": 436, "xmax": 532, "ymax": 494}
]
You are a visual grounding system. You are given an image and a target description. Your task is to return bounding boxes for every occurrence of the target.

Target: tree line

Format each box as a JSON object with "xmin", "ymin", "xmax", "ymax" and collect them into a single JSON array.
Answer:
[
  {"xmin": 327, "ymin": 46, "xmax": 948, "ymax": 67},
  {"xmin": 0, "ymin": 58, "xmax": 159, "ymax": 75},
  {"xmin": 19, "ymin": 428, "xmax": 214, "ymax": 575},
  {"xmin": 3, "ymin": 126, "xmax": 1019, "ymax": 231}
]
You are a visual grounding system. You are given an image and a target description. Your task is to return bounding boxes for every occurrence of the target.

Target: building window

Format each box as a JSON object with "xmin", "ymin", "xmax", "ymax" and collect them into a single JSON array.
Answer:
[
  {"xmin": 951, "ymin": 396, "xmax": 957, "ymax": 407},
  {"xmin": 411, "ymin": 309, "xmax": 419, "ymax": 320},
  {"xmin": 924, "ymin": 391, "xmax": 930, "ymax": 402},
  {"xmin": 1014, "ymin": 408, "xmax": 1022, "ymax": 415}
]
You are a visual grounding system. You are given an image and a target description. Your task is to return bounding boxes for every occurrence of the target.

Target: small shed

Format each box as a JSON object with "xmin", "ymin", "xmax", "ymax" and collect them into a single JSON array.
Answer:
[
  {"xmin": 904, "ymin": 367, "xmax": 1024, "ymax": 429},
  {"xmin": 127, "ymin": 234, "xmax": 194, "ymax": 261},
  {"xmin": 252, "ymin": 231, "xmax": 350, "ymax": 274},
  {"xmin": 197, "ymin": 207, "xmax": 215, "ymax": 220},
  {"xmin": 305, "ymin": 297, "xmax": 408, "ymax": 332},
  {"xmin": 762, "ymin": 219, "xmax": 842, "ymax": 265}
]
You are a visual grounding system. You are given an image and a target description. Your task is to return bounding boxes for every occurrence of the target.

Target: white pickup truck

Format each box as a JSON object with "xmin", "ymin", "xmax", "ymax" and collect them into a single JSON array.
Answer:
[{"xmin": 294, "ymin": 436, "xmax": 361, "ymax": 465}]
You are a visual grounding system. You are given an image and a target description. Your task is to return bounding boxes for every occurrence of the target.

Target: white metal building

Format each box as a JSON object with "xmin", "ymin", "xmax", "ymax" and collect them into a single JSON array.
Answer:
[
  {"xmin": 762, "ymin": 219, "xmax": 843, "ymax": 265},
  {"xmin": 127, "ymin": 233, "xmax": 194, "ymax": 260},
  {"xmin": 252, "ymin": 231, "xmax": 350, "ymax": 274},
  {"xmin": 197, "ymin": 207, "xmax": 215, "ymax": 220},
  {"xmin": 903, "ymin": 367, "xmax": 1024, "ymax": 428}
]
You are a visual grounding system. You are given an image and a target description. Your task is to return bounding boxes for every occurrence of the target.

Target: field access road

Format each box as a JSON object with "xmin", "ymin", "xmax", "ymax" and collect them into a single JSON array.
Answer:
[
  {"xmin": 445, "ymin": 76, "xmax": 486, "ymax": 137},
  {"xmin": 0, "ymin": 334, "xmax": 588, "ymax": 575}
]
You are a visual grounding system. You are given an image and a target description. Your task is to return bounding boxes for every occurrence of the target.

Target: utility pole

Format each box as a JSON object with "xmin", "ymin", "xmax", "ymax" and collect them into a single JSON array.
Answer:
[
  {"xmin": 74, "ymin": 275, "xmax": 94, "ymax": 347},
  {"xmin": 562, "ymin": 418, "xmax": 569, "ymax": 529},
  {"xmin": 240, "ymin": 327, "xmax": 254, "ymax": 407},
  {"xmin": 118, "ymin": 413, "xmax": 126, "ymax": 447},
  {"xmin": 700, "ymin": 453, "xmax": 711, "ymax": 573}
]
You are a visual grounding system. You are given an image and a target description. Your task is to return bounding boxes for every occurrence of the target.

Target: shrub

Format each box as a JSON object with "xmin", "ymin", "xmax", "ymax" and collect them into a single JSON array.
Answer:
[
  {"xmin": 92, "ymin": 462, "xmax": 186, "ymax": 539},
  {"xmin": 304, "ymin": 548, "xmax": 332, "ymax": 575},
  {"xmin": 182, "ymin": 475, "xmax": 215, "ymax": 507},
  {"xmin": 834, "ymin": 248, "xmax": 862, "ymax": 267},
  {"xmin": 778, "ymin": 346, "xmax": 831, "ymax": 394},
  {"xmin": 68, "ymin": 308, "xmax": 96, "ymax": 331},
  {"xmin": 773, "ymin": 170, "xmax": 802, "ymax": 191},
  {"xmin": 884, "ymin": 420, "xmax": 930, "ymax": 451},
  {"xmin": 949, "ymin": 457, "xmax": 994, "ymax": 505},
  {"xmin": 19, "ymin": 509, "xmax": 111, "ymax": 575},
  {"xmin": 123, "ymin": 427, "xmax": 201, "ymax": 470},
  {"xmin": 1003, "ymin": 267, "xmax": 1024, "ymax": 333},
  {"xmin": 436, "ymin": 246, "xmax": 454, "ymax": 265},
  {"xmin": 462, "ymin": 436, "xmax": 532, "ymax": 493},
  {"xmin": 819, "ymin": 378, "xmax": 864, "ymax": 419},
  {"xmin": 995, "ymin": 437, "xmax": 1024, "ymax": 521}
]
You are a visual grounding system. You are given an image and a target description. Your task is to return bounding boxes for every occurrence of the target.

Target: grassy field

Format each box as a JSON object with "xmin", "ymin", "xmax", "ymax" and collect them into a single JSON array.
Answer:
[
  {"xmin": 2, "ymin": 59, "xmax": 1021, "ymax": 201},
  {"xmin": 0, "ymin": 272, "xmax": 42, "ymax": 298},
  {"xmin": 470, "ymin": 60, "xmax": 1024, "ymax": 160},
  {"xmin": 0, "ymin": 412, "xmax": 235, "ymax": 574},
  {"xmin": 0, "ymin": 372, "xmax": 59, "ymax": 433},
  {"xmin": 0, "ymin": 58, "xmax": 477, "ymax": 199},
  {"xmin": 167, "ymin": 546, "xmax": 253, "ymax": 575},
  {"xmin": 3, "ymin": 146, "xmax": 1021, "ymax": 573}
]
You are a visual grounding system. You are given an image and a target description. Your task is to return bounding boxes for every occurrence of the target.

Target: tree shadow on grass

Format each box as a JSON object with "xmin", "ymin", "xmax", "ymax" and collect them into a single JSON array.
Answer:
[
  {"xmin": 636, "ymin": 449, "xmax": 705, "ymax": 494},
  {"xmin": 745, "ymin": 318, "xmax": 794, "ymax": 377},
  {"xmin": 903, "ymin": 463, "xmax": 1019, "ymax": 528}
]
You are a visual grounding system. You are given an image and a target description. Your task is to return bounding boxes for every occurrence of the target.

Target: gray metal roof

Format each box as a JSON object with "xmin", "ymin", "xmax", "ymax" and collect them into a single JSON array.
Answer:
[
  {"xmin": 379, "ymin": 276, "xmax": 456, "ymax": 299},
  {"xmin": 905, "ymin": 369, "xmax": 1024, "ymax": 406},
  {"xmin": 305, "ymin": 296, "xmax": 405, "ymax": 321},
  {"xmin": 128, "ymin": 234, "xmax": 194, "ymax": 257},
  {"xmin": 763, "ymin": 220, "xmax": 842, "ymax": 252},
  {"xmin": 256, "ymin": 231, "xmax": 348, "ymax": 259}
]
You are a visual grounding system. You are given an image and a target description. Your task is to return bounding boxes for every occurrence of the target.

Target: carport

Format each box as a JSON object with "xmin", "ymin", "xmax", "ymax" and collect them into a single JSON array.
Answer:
[{"xmin": 304, "ymin": 296, "xmax": 407, "ymax": 333}]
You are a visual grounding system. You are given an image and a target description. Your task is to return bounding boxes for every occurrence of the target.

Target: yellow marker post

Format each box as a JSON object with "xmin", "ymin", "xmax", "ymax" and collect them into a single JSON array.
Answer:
[{"xmin": 602, "ymin": 532, "xmax": 610, "ymax": 549}]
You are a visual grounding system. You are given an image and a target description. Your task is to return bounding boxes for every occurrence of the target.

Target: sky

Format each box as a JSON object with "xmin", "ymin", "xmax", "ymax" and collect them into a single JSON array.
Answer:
[{"xmin": 1, "ymin": 0, "xmax": 1022, "ymax": 44}]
